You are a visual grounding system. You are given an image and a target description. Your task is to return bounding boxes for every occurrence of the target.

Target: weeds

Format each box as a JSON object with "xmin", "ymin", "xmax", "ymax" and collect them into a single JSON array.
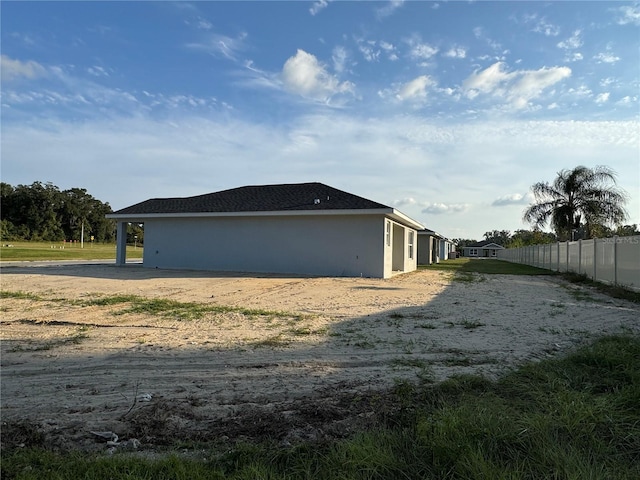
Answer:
[
  {"xmin": 3, "ymin": 335, "xmax": 639, "ymax": 479},
  {"xmin": 4, "ymin": 335, "xmax": 638, "ymax": 479}
]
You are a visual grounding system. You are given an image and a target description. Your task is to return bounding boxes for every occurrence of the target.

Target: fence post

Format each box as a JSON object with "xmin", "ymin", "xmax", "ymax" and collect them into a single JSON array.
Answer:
[
  {"xmin": 557, "ymin": 242, "xmax": 560, "ymax": 272},
  {"xmin": 566, "ymin": 240, "xmax": 570, "ymax": 273}
]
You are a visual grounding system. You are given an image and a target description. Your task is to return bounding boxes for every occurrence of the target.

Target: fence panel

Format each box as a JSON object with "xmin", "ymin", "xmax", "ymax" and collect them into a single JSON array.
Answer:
[
  {"xmin": 568, "ymin": 241, "xmax": 580, "ymax": 272},
  {"xmin": 497, "ymin": 235, "xmax": 639, "ymax": 291},
  {"xmin": 596, "ymin": 238, "xmax": 615, "ymax": 285},
  {"xmin": 550, "ymin": 243, "xmax": 559, "ymax": 271},
  {"xmin": 580, "ymin": 239, "xmax": 595, "ymax": 276},
  {"xmin": 558, "ymin": 243, "xmax": 568, "ymax": 272},
  {"xmin": 617, "ymin": 236, "xmax": 640, "ymax": 289}
]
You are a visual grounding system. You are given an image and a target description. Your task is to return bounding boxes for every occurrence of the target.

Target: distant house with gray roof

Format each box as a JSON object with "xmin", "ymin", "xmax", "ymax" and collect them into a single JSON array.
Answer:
[
  {"xmin": 462, "ymin": 240, "xmax": 505, "ymax": 258},
  {"xmin": 107, "ymin": 182, "xmax": 424, "ymax": 278}
]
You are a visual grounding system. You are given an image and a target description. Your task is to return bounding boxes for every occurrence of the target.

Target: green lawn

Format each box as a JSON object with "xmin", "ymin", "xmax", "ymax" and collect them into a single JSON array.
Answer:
[
  {"xmin": 420, "ymin": 257, "xmax": 553, "ymax": 275},
  {"xmin": 0, "ymin": 241, "xmax": 143, "ymax": 261}
]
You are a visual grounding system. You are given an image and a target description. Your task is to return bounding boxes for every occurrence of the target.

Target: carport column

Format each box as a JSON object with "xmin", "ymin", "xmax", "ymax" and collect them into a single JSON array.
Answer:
[{"xmin": 116, "ymin": 221, "xmax": 127, "ymax": 265}]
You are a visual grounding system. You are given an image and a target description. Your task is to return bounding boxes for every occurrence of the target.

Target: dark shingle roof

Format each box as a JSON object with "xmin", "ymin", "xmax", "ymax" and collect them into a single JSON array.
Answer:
[
  {"xmin": 112, "ymin": 183, "xmax": 390, "ymax": 215},
  {"xmin": 466, "ymin": 240, "xmax": 505, "ymax": 248}
]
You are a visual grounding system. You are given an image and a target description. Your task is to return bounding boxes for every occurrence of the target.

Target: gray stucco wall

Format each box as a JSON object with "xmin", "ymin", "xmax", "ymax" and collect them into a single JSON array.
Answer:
[
  {"xmin": 142, "ymin": 214, "xmax": 392, "ymax": 278},
  {"xmin": 417, "ymin": 234, "xmax": 433, "ymax": 265}
]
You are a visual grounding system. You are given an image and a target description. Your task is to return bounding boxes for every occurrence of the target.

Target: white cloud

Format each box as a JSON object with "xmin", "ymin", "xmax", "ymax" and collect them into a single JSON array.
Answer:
[
  {"xmin": 600, "ymin": 77, "xmax": 616, "ymax": 87},
  {"xmin": 531, "ymin": 16, "xmax": 560, "ymax": 37},
  {"xmin": 615, "ymin": 5, "xmax": 640, "ymax": 25},
  {"xmin": 391, "ymin": 197, "xmax": 417, "ymax": 207},
  {"xmin": 281, "ymin": 49, "xmax": 354, "ymax": 102},
  {"xmin": 379, "ymin": 41, "xmax": 399, "ymax": 61},
  {"xmin": 462, "ymin": 62, "xmax": 571, "ymax": 109},
  {"xmin": 310, "ymin": 0, "xmax": 330, "ymax": 16},
  {"xmin": 443, "ymin": 46, "xmax": 466, "ymax": 59},
  {"xmin": 1, "ymin": 55, "xmax": 46, "ymax": 81},
  {"xmin": 595, "ymin": 92, "xmax": 610, "ymax": 104},
  {"xmin": 422, "ymin": 203, "xmax": 470, "ymax": 215},
  {"xmin": 593, "ymin": 52, "xmax": 620, "ymax": 64},
  {"xmin": 492, "ymin": 193, "xmax": 532, "ymax": 206},
  {"xmin": 332, "ymin": 46, "xmax": 348, "ymax": 74},
  {"xmin": 406, "ymin": 35, "xmax": 438, "ymax": 61},
  {"xmin": 396, "ymin": 75, "xmax": 434, "ymax": 102},
  {"xmin": 186, "ymin": 32, "xmax": 248, "ymax": 61},
  {"xmin": 376, "ymin": 0, "xmax": 404, "ymax": 19},
  {"xmin": 617, "ymin": 95, "xmax": 638, "ymax": 105},
  {"xmin": 87, "ymin": 66, "xmax": 109, "ymax": 77},
  {"xmin": 357, "ymin": 39, "xmax": 381, "ymax": 62},
  {"xmin": 557, "ymin": 29, "xmax": 583, "ymax": 50}
]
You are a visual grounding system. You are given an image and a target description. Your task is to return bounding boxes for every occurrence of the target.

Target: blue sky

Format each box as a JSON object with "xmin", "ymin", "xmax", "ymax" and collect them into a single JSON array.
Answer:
[{"xmin": 2, "ymin": 1, "xmax": 638, "ymax": 240}]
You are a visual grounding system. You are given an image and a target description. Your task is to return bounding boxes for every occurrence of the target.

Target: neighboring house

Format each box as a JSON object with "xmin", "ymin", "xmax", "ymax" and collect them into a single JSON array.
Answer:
[
  {"xmin": 417, "ymin": 229, "xmax": 456, "ymax": 265},
  {"xmin": 462, "ymin": 241, "xmax": 505, "ymax": 258},
  {"xmin": 106, "ymin": 182, "xmax": 424, "ymax": 278}
]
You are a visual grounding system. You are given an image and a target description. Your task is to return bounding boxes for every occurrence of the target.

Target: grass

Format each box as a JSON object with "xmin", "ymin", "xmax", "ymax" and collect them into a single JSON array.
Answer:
[
  {"xmin": 561, "ymin": 271, "xmax": 640, "ymax": 303},
  {"xmin": 423, "ymin": 258, "xmax": 640, "ymax": 303},
  {"xmin": 3, "ymin": 334, "xmax": 639, "ymax": 479},
  {"xmin": 1, "ymin": 291, "xmax": 306, "ymax": 321},
  {"xmin": 0, "ymin": 241, "xmax": 143, "ymax": 261},
  {"xmin": 421, "ymin": 257, "xmax": 554, "ymax": 275}
]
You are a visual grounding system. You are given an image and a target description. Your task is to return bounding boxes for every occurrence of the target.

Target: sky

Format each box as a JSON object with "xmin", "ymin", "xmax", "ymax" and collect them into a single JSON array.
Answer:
[{"xmin": 2, "ymin": 1, "xmax": 639, "ymax": 240}]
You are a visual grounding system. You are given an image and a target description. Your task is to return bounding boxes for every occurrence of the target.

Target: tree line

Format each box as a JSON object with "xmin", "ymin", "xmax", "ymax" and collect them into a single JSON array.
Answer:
[{"xmin": 1, "ymin": 182, "xmax": 116, "ymax": 243}]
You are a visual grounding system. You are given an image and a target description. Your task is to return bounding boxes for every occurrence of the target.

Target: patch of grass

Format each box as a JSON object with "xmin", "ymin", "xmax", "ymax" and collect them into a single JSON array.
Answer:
[
  {"xmin": 79, "ymin": 294, "xmax": 141, "ymax": 306},
  {"xmin": 0, "ymin": 240, "xmax": 143, "ymax": 261},
  {"xmin": 249, "ymin": 334, "xmax": 291, "ymax": 348},
  {"xmin": 8, "ymin": 329, "xmax": 90, "ymax": 352},
  {"xmin": 0, "ymin": 290, "xmax": 42, "ymax": 301},
  {"xmin": 460, "ymin": 320, "xmax": 486, "ymax": 329},
  {"xmin": 416, "ymin": 322, "xmax": 437, "ymax": 329},
  {"xmin": 3, "ymin": 335, "xmax": 639, "ymax": 479},
  {"xmin": 1, "ymin": 290, "xmax": 306, "ymax": 321}
]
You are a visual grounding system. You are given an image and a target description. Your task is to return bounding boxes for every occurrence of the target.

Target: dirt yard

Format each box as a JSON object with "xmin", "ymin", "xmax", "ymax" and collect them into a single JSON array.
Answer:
[{"xmin": 1, "ymin": 263, "xmax": 638, "ymax": 452}]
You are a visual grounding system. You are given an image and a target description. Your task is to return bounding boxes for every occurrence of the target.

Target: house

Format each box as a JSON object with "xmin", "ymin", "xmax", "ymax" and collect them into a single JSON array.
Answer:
[
  {"xmin": 417, "ymin": 229, "xmax": 456, "ymax": 265},
  {"xmin": 462, "ymin": 240, "xmax": 504, "ymax": 258},
  {"xmin": 106, "ymin": 182, "xmax": 425, "ymax": 278}
]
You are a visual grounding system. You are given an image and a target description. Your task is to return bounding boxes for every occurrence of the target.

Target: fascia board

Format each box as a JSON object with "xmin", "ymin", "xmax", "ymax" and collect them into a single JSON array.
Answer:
[
  {"xmin": 107, "ymin": 208, "xmax": 395, "ymax": 221},
  {"xmin": 106, "ymin": 207, "xmax": 425, "ymax": 230},
  {"xmin": 388, "ymin": 209, "xmax": 425, "ymax": 230}
]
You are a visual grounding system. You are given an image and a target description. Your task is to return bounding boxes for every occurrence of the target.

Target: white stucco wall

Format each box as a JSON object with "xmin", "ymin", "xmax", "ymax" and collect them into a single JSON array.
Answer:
[{"xmin": 142, "ymin": 214, "xmax": 394, "ymax": 278}]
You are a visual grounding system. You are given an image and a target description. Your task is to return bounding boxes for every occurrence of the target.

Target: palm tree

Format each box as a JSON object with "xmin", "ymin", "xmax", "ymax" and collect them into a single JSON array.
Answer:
[{"xmin": 523, "ymin": 165, "xmax": 628, "ymax": 241}]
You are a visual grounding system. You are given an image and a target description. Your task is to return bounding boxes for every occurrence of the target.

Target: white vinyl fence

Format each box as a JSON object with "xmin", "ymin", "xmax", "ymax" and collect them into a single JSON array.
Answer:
[{"xmin": 497, "ymin": 235, "xmax": 640, "ymax": 291}]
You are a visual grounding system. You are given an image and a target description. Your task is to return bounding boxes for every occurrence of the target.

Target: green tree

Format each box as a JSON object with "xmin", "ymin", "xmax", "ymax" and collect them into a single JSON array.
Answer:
[
  {"xmin": 523, "ymin": 165, "xmax": 628, "ymax": 241},
  {"xmin": 0, "ymin": 182, "xmax": 115, "ymax": 242},
  {"xmin": 452, "ymin": 238, "xmax": 478, "ymax": 249},
  {"xmin": 614, "ymin": 224, "xmax": 639, "ymax": 236},
  {"xmin": 507, "ymin": 229, "xmax": 557, "ymax": 248},
  {"xmin": 483, "ymin": 230, "xmax": 511, "ymax": 246}
]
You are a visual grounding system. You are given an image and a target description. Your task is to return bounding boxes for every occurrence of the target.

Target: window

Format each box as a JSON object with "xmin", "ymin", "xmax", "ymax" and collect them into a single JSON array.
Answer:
[
  {"xmin": 469, "ymin": 248, "xmax": 478, "ymax": 256},
  {"xmin": 386, "ymin": 221, "xmax": 391, "ymax": 246},
  {"xmin": 408, "ymin": 231, "xmax": 414, "ymax": 259}
]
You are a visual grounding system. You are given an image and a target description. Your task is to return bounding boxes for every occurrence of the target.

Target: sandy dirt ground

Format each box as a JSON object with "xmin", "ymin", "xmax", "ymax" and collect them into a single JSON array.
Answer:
[{"xmin": 1, "ymin": 263, "xmax": 638, "ymax": 452}]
